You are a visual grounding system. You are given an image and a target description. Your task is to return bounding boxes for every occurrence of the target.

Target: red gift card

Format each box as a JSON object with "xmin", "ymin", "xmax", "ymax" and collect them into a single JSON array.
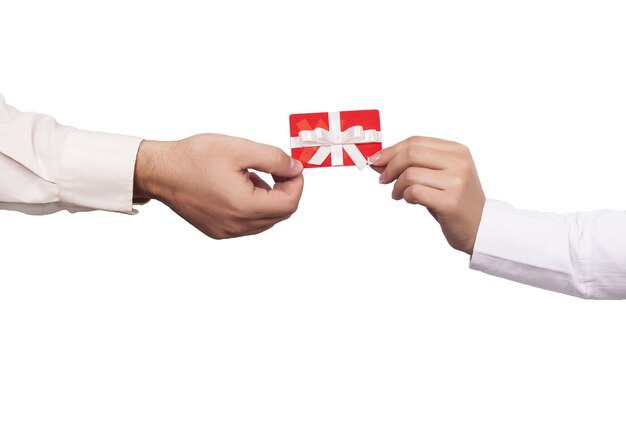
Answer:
[{"xmin": 289, "ymin": 110, "xmax": 382, "ymax": 169}]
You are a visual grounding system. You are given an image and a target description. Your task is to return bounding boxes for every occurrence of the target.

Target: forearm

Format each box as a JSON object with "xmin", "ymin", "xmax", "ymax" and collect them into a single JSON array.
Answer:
[
  {"xmin": 470, "ymin": 199, "xmax": 626, "ymax": 299},
  {"xmin": 0, "ymin": 94, "xmax": 142, "ymax": 214}
]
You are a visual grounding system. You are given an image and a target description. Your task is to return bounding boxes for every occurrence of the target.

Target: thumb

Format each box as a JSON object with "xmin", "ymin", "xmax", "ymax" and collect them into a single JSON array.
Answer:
[{"xmin": 239, "ymin": 141, "xmax": 303, "ymax": 178}]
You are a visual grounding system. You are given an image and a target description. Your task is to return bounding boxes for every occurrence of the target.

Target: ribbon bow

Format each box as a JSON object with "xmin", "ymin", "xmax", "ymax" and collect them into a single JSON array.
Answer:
[{"xmin": 291, "ymin": 125, "xmax": 382, "ymax": 170}]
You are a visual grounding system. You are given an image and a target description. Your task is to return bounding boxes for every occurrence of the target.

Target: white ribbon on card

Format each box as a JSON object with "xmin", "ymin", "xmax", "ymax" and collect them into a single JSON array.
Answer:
[{"xmin": 290, "ymin": 111, "xmax": 381, "ymax": 170}]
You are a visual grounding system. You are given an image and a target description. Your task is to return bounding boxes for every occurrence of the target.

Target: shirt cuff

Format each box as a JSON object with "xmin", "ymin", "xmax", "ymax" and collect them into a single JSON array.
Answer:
[
  {"xmin": 58, "ymin": 129, "xmax": 143, "ymax": 214},
  {"xmin": 469, "ymin": 199, "xmax": 587, "ymax": 298}
]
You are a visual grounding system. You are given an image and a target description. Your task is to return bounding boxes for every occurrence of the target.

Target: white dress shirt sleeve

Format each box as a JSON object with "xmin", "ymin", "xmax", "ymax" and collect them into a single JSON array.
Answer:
[
  {"xmin": 470, "ymin": 199, "xmax": 626, "ymax": 299},
  {"xmin": 0, "ymin": 94, "xmax": 143, "ymax": 214}
]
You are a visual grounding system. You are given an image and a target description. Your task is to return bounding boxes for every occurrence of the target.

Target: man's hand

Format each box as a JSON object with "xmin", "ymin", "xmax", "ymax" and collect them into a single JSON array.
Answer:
[
  {"xmin": 133, "ymin": 134, "xmax": 304, "ymax": 239},
  {"xmin": 369, "ymin": 136, "xmax": 485, "ymax": 254}
]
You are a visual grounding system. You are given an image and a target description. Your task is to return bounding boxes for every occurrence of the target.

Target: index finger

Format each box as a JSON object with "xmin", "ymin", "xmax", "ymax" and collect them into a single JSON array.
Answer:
[
  {"xmin": 238, "ymin": 140, "xmax": 303, "ymax": 178},
  {"xmin": 368, "ymin": 136, "xmax": 460, "ymax": 168}
]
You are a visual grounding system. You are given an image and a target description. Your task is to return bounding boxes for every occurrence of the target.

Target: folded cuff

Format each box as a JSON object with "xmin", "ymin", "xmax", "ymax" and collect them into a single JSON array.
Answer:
[{"xmin": 58, "ymin": 129, "xmax": 143, "ymax": 214}]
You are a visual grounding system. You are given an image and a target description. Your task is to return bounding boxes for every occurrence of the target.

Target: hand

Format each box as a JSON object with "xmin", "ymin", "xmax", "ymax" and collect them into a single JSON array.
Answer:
[
  {"xmin": 369, "ymin": 136, "xmax": 485, "ymax": 254},
  {"xmin": 133, "ymin": 134, "xmax": 304, "ymax": 239}
]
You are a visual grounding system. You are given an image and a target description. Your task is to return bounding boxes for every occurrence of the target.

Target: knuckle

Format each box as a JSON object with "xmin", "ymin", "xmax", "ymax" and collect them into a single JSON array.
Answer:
[
  {"xmin": 270, "ymin": 147, "xmax": 288, "ymax": 168},
  {"xmin": 455, "ymin": 144, "xmax": 472, "ymax": 160},
  {"xmin": 456, "ymin": 157, "xmax": 471, "ymax": 171},
  {"xmin": 405, "ymin": 167, "xmax": 421, "ymax": 184},
  {"xmin": 408, "ymin": 136, "xmax": 423, "ymax": 145},
  {"xmin": 450, "ymin": 175, "xmax": 465, "ymax": 187},
  {"xmin": 220, "ymin": 228, "xmax": 235, "ymax": 239},
  {"xmin": 221, "ymin": 220, "xmax": 245, "ymax": 238},
  {"xmin": 278, "ymin": 197, "xmax": 299, "ymax": 216},
  {"xmin": 211, "ymin": 230, "xmax": 228, "ymax": 240},
  {"xmin": 406, "ymin": 145, "xmax": 422, "ymax": 162},
  {"xmin": 453, "ymin": 141, "xmax": 469, "ymax": 152},
  {"xmin": 404, "ymin": 185, "xmax": 421, "ymax": 203}
]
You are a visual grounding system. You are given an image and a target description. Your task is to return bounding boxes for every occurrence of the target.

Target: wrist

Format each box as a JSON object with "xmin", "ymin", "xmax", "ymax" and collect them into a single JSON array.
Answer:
[
  {"xmin": 133, "ymin": 140, "xmax": 174, "ymax": 203},
  {"xmin": 465, "ymin": 195, "xmax": 486, "ymax": 255}
]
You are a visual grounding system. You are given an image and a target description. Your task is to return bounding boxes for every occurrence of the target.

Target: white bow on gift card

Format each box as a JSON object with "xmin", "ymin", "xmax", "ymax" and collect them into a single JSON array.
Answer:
[{"xmin": 290, "ymin": 112, "xmax": 382, "ymax": 170}]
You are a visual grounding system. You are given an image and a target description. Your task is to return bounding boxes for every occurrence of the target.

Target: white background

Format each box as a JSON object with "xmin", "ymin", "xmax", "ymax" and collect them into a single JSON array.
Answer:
[{"xmin": 2, "ymin": 1, "xmax": 626, "ymax": 420}]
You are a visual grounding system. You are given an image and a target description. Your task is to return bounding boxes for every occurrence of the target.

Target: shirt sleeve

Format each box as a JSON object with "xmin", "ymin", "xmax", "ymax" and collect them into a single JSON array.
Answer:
[
  {"xmin": 470, "ymin": 199, "xmax": 626, "ymax": 299},
  {"xmin": 0, "ymin": 94, "xmax": 143, "ymax": 214}
]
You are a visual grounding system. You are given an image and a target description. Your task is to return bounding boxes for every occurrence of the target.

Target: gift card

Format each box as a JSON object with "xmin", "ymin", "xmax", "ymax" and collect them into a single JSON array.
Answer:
[{"xmin": 289, "ymin": 110, "xmax": 382, "ymax": 170}]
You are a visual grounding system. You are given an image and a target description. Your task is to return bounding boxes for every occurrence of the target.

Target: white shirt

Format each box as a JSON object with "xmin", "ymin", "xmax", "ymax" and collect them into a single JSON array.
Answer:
[
  {"xmin": 0, "ymin": 94, "xmax": 142, "ymax": 215},
  {"xmin": 3, "ymin": 94, "xmax": 625, "ymax": 299},
  {"xmin": 471, "ymin": 199, "xmax": 626, "ymax": 299}
]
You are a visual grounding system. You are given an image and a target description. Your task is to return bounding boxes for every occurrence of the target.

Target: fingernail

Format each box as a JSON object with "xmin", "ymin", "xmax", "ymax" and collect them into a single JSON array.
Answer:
[
  {"xmin": 379, "ymin": 172, "xmax": 385, "ymax": 184},
  {"xmin": 368, "ymin": 152, "xmax": 382, "ymax": 165},
  {"xmin": 290, "ymin": 158, "xmax": 303, "ymax": 172}
]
